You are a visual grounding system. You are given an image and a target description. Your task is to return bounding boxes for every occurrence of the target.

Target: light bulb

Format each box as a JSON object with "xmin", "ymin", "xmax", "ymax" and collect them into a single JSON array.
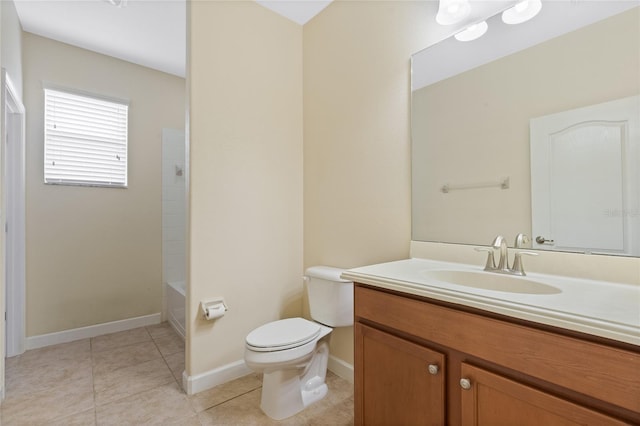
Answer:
[
  {"xmin": 502, "ymin": 0, "xmax": 542, "ymax": 25},
  {"xmin": 515, "ymin": 1, "xmax": 529, "ymax": 13},
  {"xmin": 447, "ymin": 3, "xmax": 460, "ymax": 15},
  {"xmin": 104, "ymin": 0, "xmax": 128, "ymax": 8},
  {"xmin": 436, "ymin": 0, "xmax": 471, "ymax": 25},
  {"xmin": 454, "ymin": 21, "xmax": 488, "ymax": 42}
]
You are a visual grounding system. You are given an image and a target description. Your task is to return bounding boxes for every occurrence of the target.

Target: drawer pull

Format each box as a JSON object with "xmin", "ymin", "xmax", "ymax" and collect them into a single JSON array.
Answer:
[
  {"xmin": 428, "ymin": 364, "xmax": 439, "ymax": 375},
  {"xmin": 460, "ymin": 378, "xmax": 472, "ymax": 390}
]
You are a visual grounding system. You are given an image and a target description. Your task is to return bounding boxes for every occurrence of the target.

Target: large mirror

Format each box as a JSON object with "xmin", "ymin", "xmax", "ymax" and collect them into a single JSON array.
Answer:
[{"xmin": 411, "ymin": 1, "xmax": 640, "ymax": 256}]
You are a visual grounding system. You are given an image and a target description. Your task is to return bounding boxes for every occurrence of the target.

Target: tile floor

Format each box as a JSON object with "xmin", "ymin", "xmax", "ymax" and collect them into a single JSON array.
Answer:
[{"xmin": 1, "ymin": 322, "xmax": 354, "ymax": 425}]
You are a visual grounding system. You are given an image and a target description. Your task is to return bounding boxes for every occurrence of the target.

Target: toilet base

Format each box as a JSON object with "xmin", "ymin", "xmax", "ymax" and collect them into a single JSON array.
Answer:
[
  {"xmin": 259, "ymin": 340, "xmax": 330, "ymax": 420},
  {"xmin": 301, "ymin": 381, "xmax": 328, "ymax": 408}
]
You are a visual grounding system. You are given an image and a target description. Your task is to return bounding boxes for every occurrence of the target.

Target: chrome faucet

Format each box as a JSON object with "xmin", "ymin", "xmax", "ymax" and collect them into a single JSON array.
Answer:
[
  {"xmin": 492, "ymin": 235, "xmax": 510, "ymax": 272},
  {"xmin": 475, "ymin": 234, "xmax": 538, "ymax": 276},
  {"xmin": 511, "ymin": 251, "xmax": 537, "ymax": 276},
  {"xmin": 514, "ymin": 233, "xmax": 530, "ymax": 248}
]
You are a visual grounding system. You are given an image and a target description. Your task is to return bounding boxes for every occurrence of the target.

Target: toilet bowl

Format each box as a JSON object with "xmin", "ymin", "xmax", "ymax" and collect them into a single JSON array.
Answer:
[{"xmin": 244, "ymin": 266, "xmax": 353, "ymax": 420}]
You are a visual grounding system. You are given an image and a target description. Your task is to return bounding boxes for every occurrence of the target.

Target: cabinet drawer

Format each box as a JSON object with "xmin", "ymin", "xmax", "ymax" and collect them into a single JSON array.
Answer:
[{"xmin": 355, "ymin": 285, "xmax": 640, "ymax": 413}]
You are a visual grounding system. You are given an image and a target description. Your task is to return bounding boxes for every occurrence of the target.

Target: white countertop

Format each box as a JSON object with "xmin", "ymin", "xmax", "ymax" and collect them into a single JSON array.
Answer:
[{"xmin": 343, "ymin": 258, "xmax": 640, "ymax": 346}]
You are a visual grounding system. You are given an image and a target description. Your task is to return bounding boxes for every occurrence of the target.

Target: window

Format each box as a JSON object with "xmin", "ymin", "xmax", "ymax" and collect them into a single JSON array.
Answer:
[{"xmin": 44, "ymin": 88, "xmax": 129, "ymax": 187}]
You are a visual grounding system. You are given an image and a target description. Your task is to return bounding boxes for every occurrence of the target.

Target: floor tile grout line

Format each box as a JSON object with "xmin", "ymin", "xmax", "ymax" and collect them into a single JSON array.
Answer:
[
  {"xmin": 91, "ymin": 346, "xmax": 165, "ymax": 382},
  {"xmin": 91, "ymin": 325, "xmax": 154, "ymax": 353},
  {"xmin": 92, "ymin": 375, "xmax": 178, "ymax": 410},
  {"xmin": 0, "ymin": 329, "xmax": 178, "ymax": 424},
  {"xmin": 8, "ymin": 337, "xmax": 95, "ymax": 425},
  {"xmin": 90, "ymin": 336, "xmax": 99, "ymax": 425},
  {"xmin": 91, "ymin": 337, "xmax": 155, "ymax": 354},
  {"xmin": 150, "ymin": 326, "xmax": 188, "ymax": 394},
  {"xmin": 100, "ymin": 325, "xmax": 193, "ymax": 418},
  {"xmin": 90, "ymin": 325, "xmax": 177, "ymax": 411},
  {"xmin": 146, "ymin": 323, "xmax": 180, "ymax": 340},
  {"xmin": 7, "ymin": 325, "xmax": 193, "ymax": 424},
  {"xmin": 5, "ymin": 331, "xmax": 354, "ymax": 425},
  {"xmin": 204, "ymin": 385, "xmax": 264, "ymax": 412}
]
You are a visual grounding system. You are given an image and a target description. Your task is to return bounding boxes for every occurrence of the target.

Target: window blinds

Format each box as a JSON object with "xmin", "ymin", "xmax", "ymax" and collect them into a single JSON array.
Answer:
[{"xmin": 44, "ymin": 88, "xmax": 129, "ymax": 187}]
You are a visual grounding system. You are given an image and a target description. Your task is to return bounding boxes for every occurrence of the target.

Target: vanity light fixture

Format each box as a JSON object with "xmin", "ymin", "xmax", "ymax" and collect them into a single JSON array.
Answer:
[
  {"xmin": 502, "ymin": 0, "xmax": 542, "ymax": 25},
  {"xmin": 454, "ymin": 21, "xmax": 488, "ymax": 42},
  {"xmin": 103, "ymin": 0, "xmax": 128, "ymax": 8},
  {"xmin": 436, "ymin": 0, "xmax": 471, "ymax": 25}
]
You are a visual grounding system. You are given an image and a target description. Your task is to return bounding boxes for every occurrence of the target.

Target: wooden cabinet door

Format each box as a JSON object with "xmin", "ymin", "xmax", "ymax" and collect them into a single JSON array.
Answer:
[
  {"xmin": 355, "ymin": 323, "xmax": 445, "ymax": 426},
  {"xmin": 460, "ymin": 363, "xmax": 628, "ymax": 426}
]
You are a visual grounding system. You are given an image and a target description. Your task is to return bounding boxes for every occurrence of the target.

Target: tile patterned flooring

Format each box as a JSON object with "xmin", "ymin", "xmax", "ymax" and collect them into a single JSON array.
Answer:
[{"xmin": 1, "ymin": 322, "xmax": 354, "ymax": 425}]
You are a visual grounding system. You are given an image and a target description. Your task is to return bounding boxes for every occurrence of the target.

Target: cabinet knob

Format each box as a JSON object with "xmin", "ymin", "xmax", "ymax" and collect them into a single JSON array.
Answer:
[
  {"xmin": 460, "ymin": 378, "xmax": 472, "ymax": 390},
  {"xmin": 428, "ymin": 364, "xmax": 439, "ymax": 375}
]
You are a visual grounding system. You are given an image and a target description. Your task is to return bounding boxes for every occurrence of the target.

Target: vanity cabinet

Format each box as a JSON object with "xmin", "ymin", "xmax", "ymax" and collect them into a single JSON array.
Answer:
[
  {"xmin": 459, "ymin": 363, "xmax": 627, "ymax": 425},
  {"xmin": 356, "ymin": 324, "xmax": 445, "ymax": 425},
  {"xmin": 354, "ymin": 284, "xmax": 640, "ymax": 425}
]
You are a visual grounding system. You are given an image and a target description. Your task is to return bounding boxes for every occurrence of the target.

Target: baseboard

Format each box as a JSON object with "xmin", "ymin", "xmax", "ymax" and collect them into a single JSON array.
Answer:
[
  {"xmin": 184, "ymin": 359, "xmax": 252, "ymax": 395},
  {"xmin": 183, "ymin": 355, "xmax": 353, "ymax": 395},
  {"xmin": 328, "ymin": 355, "xmax": 354, "ymax": 383},
  {"xmin": 25, "ymin": 313, "xmax": 162, "ymax": 351}
]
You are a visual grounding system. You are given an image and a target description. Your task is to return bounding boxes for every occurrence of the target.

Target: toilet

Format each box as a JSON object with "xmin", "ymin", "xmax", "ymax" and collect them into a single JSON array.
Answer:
[{"xmin": 244, "ymin": 266, "xmax": 353, "ymax": 420}]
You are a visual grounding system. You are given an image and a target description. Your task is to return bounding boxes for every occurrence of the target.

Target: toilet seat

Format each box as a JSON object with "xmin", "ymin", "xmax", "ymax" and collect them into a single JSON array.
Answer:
[{"xmin": 246, "ymin": 318, "xmax": 321, "ymax": 352}]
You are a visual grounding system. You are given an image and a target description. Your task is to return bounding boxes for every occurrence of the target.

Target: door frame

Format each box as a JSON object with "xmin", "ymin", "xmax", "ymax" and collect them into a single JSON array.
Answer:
[{"xmin": 2, "ymin": 68, "xmax": 26, "ymax": 362}]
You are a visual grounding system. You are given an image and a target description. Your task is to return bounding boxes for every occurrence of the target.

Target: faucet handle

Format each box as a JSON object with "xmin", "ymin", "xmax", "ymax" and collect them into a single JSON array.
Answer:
[
  {"xmin": 474, "ymin": 247, "xmax": 496, "ymax": 271},
  {"xmin": 514, "ymin": 233, "xmax": 530, "ymax": 248},
  {"xmin": 511, "ymin": 251, "xmax": 538, "ymax": 276}
]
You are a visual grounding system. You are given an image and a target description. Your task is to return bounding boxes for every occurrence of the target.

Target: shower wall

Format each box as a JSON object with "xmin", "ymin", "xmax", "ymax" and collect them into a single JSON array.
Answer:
[{"xmin": 162, "ymin": 128, "xmax": 187, "ymax": 285}]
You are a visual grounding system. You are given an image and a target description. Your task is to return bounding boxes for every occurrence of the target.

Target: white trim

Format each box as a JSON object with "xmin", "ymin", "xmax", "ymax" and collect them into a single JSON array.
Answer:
[
  {"xmin": 42, "ymin": 81, "xmax": 130, "ymax": 106},
  {"xmin": 328, "ymin": 355, "xmax": 354, "ymax": 383},
  {"xmin": 2, "ymin": 69, "xmax": 27, "ymax": 358},
  {"xmin": 182, "ymin": 355, "xmax": 354, "ymax": 396},
  {"xmin": 4, "ymin": 74, "xmax": 24, "ymax": 114},
  {"xmin": 25, "ymin": 313, "xmax": 161, "ymax": 350},
  {"xmin": 184, "ymin": 359, "xmax": 252, "ymax": 395}
]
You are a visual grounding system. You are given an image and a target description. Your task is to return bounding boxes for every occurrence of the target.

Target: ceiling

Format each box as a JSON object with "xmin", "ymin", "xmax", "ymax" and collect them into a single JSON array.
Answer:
[
  {"xmin": 13, "ymin": 0, "xmax": 564, "ymax": 80},
  {"xmin": 257, "ymin": 0, "xmax": 332, "ymax": 25},
  {"xmin": 13, "ymin": 0, "xmax": 333, "ymax": 78}
]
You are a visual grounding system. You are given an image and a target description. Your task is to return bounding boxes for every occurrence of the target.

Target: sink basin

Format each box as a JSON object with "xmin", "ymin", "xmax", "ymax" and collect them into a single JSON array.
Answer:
[{"xmin": 421, "ymin": 270, "xmax": 561, "ymax": 295}]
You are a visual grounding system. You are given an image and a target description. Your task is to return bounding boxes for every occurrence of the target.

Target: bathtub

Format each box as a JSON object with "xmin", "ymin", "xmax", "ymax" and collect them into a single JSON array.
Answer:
[{"xmin": 165, "ymin": 281, "xmax": 186, "ymax": 340}]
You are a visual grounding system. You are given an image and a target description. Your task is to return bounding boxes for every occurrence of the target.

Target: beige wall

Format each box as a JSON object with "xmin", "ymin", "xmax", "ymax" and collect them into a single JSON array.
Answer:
[
  {"xmin": 412, "ymin": 8, "xmax": 640, "ymax": 246},
  {"xmin": 1, "ymin": 0, "xmax": 22, "ymax": 99},
  {"xmin": 23, "ymin": 33, "xmax": 185, "ymax": 336},
  {"xmin": 186, "ymin": 0, "xmax": 640, "ymax": 382},
  {"xmin": 302, "ymin": 1, "xmax": 431, "ymax": 364},
  {"xmin": 187, "ymin": 1, "xmax": 303, "ymax": 376}
]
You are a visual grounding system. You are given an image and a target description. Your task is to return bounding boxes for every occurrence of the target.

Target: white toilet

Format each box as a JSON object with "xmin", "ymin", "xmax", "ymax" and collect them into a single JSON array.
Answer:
[{"xmin": 244, "ymin": 266, "xmax": 353, "ymax": 420}]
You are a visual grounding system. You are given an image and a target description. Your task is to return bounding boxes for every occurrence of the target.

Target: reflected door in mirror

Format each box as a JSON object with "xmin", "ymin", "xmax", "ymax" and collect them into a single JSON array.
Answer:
[{"xmin": 530, "ymin": 95, "xmax": 639, "ymax": 256}]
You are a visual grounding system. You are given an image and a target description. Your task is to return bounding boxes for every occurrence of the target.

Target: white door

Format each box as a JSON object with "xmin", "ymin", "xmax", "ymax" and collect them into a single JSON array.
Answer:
[{"xmin": 530, "ymin": 95, "xmax": 639, "ymax": 255}]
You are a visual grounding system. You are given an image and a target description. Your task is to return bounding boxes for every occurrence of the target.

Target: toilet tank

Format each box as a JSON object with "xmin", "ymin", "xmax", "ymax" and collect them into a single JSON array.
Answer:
[{"xmin": 305, "ymin": 266, "xmax": 353, "ymax": 327}]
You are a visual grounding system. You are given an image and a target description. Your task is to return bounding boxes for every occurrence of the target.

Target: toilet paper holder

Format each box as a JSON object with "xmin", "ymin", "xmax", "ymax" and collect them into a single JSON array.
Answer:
[{"xmin": 200, "ymin": 298, "xmax": 228, "ymax": 320}]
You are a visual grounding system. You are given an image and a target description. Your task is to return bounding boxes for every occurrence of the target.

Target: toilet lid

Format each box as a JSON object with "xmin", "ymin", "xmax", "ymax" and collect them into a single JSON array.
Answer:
[{"xmin": 246, "ymin": 318, "xmax": 321, "ymax": 351}]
